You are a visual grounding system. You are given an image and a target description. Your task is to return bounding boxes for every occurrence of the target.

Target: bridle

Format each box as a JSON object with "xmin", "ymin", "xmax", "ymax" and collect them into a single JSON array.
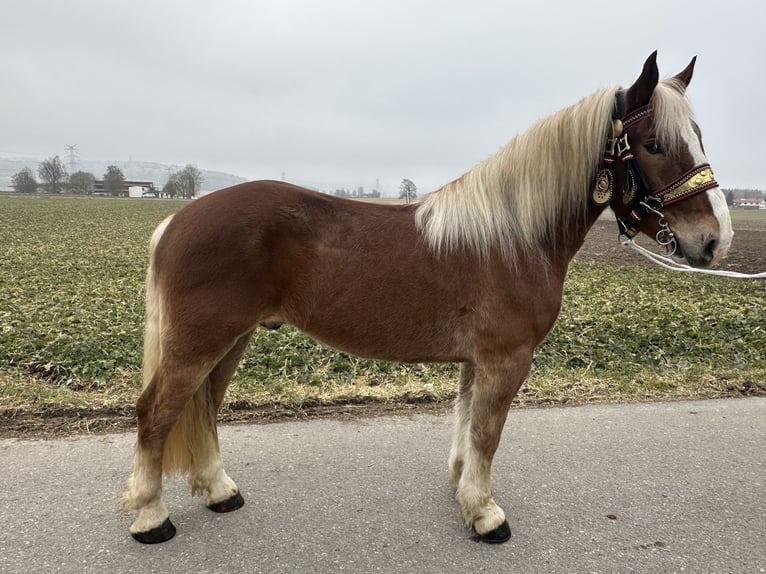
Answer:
[{"xmin": 590, "ymin": 91, "xmax": 719, "ymax": 256}]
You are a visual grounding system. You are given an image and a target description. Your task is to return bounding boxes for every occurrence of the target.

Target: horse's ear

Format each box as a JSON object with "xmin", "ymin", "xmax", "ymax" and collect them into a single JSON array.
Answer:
[
  {"xmin": 673, "ymin": 56, "xmax": 697, "ymax": 91},
  {"xmin": 625, "ymin": 51, "xmax": 659, "ymax": 111}
]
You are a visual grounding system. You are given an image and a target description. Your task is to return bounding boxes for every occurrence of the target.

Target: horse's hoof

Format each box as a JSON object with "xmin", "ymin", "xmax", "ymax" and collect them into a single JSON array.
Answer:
[
  {"xmin": 477, "ymin": 520, "xmax": 512, "ymax": 544},
  {"xmin": 131, "ymin": 517, "xmax": 176, "ymax": 544},
  {"xmin": 207, "ymin": 491, "xmax": 245, "ymax": 513}
]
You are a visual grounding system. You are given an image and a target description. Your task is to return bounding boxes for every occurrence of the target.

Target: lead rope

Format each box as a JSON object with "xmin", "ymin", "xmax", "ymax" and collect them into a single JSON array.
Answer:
[{"xmin": 620, "ymin": 237, "xmax": 766, "ymax": 279}]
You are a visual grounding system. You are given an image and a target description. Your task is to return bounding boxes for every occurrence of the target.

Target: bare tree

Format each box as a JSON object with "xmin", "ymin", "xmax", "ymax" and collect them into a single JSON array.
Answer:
[
  {"xmin": 399, "ymin": 178, "xmax": 417, "ymax": 203},
  {"xmin": 103, "ymin": 165, "xmax": 126, "ymax": 196},
  {"xmin": 175, "ymin": 165, "xmax": 203, "ymax": 199},
  {"xmin": 37, "ymin": 156, "xmax": 68, "ymax": 193},
  {"xmin": 11, "ymin": 167, "xmax": 38, "ymax": 193},
  {"xmin": 69, "ymin": 171, "xmax": 96, "ymax": 195},
  {"xmin": 163, "ymin": 173, "xmax": 180, "ymax": 199}
]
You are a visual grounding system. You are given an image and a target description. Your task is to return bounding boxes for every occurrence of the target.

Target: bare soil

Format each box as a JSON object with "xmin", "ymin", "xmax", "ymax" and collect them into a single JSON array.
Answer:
[
  {"xmin": 0, "ymin": 396, "xmax": 456, "ymax": 439},
  {"xmin": 577, "ymin": 217, "xmax": 765, "ymax": 274},
  {"xmin": 3, "ymin": 214, "xmax": 764, "ymax": 439}
]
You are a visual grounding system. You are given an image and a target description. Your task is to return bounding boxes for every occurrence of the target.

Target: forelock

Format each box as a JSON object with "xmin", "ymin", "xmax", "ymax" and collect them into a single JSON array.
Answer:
[{"xmin": 651, "ymin": 79, "xmax": 697, "ymax": 158}]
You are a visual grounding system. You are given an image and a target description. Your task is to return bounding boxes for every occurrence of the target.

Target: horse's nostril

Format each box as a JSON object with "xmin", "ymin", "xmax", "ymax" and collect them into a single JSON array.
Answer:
[{"xmin": 704, "ymin": 237, "xmax": 718, "ymax": 260}]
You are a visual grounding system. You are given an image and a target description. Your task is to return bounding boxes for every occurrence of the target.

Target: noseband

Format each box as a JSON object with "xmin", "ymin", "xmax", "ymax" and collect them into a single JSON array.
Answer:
[{"xmin": 590, "ymin": 92, "xmax": 719, "ymax": 255}]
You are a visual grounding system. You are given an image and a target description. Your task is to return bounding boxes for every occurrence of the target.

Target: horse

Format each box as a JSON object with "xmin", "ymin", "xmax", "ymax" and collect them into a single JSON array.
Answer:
[{"xmin": 121, "ymin": 52, "xmax": 733, "ymax": 544}]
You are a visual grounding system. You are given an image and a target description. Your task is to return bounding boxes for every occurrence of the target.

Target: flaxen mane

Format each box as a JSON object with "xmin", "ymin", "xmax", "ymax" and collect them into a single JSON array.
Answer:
[
  {"xmin": 414, "ymin": 79, "xmax": 695, "ymax": 264},
  {"xmin": 414, "ymin": 87, "xmax": 618, "ymax": 264}
]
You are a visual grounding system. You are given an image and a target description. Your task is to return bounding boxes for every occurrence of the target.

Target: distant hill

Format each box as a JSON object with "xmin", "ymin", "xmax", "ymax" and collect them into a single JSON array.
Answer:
[{"xmin": 0, "ymin": 154, "xmax": 246, "ymax": 193}]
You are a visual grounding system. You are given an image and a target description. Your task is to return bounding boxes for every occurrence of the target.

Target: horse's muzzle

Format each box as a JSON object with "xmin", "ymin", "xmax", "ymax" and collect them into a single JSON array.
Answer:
[{"xmin": 677, "ymin": 233, "xmax": 724, "ymax": 268}]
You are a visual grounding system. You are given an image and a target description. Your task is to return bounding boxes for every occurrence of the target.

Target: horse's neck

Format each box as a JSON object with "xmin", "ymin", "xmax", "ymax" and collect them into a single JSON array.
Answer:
[
  {"xmin": 534, "ymin": 203, "xmax": 609, "ymax": 278},
  {"xmin": 563, "ymin": 204, "xmax": 609, "ymax": 261}
]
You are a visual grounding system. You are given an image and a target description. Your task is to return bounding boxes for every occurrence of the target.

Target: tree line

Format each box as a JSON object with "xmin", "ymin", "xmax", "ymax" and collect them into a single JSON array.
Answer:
[
  {"xmin": 10, "ymin": 155, "xmax": 203, "ymax": 198},
  {"xmin": 332, "ymin": 179, "xmax": 418, "ymax": 201}
]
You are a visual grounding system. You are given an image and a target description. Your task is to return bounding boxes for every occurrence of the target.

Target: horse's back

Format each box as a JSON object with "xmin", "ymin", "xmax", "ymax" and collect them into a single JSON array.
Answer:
[{"xmin": 155, "ymin": 180, "xmax": 350, "ymax": 273}]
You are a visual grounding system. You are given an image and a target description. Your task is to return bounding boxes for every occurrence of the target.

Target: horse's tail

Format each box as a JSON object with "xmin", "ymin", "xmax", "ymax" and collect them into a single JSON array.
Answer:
[
  {"xmin": 143, "ymin": 215, "xmax": 219, "ymax": 479},
  {"xmin": 142, "ymin": 215, "xmax": 172, "ymax": 390}
]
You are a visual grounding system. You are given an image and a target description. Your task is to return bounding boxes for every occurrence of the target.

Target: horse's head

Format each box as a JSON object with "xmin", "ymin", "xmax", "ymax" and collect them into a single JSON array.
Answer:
[{"xmin": 606, "ymin": 52, "xmax": 733, "ymax": 268}]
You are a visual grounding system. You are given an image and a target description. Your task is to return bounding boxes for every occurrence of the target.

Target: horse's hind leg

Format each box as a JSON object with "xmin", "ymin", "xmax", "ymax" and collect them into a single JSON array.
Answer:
[
  {"xmin": 455, "ymin": 350, "xmax": 532, "ymax": 544},
  {"xmin": 187, "ymin": 332, "xmax": 253, "ymax": 512},
  {"xmin": 121, "ymin": 359, "xmax": 210, "ymax": 543}
]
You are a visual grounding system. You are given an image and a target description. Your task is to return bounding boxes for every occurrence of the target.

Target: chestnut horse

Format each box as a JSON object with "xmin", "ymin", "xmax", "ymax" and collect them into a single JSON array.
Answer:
[{"xmin": 122, "ymin": 52, "xmax": 732, "ymax": 544}]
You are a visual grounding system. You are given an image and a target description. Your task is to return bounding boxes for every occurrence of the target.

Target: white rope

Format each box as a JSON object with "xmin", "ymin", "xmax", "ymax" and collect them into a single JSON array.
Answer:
[{"xmin": 620, "ymin": 238, "xmax": 766, "ymax": 279}]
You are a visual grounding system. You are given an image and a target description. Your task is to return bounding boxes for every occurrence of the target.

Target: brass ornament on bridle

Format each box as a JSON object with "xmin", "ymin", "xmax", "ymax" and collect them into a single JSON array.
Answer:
[
  {"xmin": 591, "ymin": 169, "xmax": 614, "ymax": 206},
  {"xmin": 622, "ymin": 166, "xmax": 637, "ymax": 205},
  {"xmin": 591, "ymin": 116, "xmax": 636, "ymax": 207}
]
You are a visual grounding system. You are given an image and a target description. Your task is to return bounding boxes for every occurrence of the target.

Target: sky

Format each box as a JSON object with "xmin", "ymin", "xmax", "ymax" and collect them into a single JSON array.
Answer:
[{"xmin": 2, "ymin": 0, "xmax": 765, "ymax": 195}]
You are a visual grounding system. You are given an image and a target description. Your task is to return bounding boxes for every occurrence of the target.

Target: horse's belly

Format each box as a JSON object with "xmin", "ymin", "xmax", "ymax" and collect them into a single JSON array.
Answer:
[{"xmin": 290, "ymin": 304, "xmax": 467, "ymax": 364}]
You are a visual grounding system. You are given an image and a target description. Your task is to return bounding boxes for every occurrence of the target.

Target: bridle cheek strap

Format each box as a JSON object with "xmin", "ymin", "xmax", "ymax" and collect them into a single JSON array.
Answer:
[{"xmin": 651, "ymin": 164, "xmax": 718, "ymax": 206}]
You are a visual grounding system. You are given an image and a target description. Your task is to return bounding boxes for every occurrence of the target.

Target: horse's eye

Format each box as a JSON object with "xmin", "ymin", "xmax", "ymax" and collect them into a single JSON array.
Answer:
[{"xmin": 644, "ymin": 142, "xmax": 662, "ymax": 155}]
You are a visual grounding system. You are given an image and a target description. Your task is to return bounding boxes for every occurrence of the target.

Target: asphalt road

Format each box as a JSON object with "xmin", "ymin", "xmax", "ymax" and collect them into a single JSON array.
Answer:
[{"xmin": 1, "ymin": 398, "xmax": 764, "ymax": 574}]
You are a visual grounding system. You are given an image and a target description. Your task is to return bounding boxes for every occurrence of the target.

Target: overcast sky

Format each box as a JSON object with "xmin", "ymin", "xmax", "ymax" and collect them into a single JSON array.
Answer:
[{"xmin": 2, "ymin": 0, "xmax": 764, "ymax": 195}]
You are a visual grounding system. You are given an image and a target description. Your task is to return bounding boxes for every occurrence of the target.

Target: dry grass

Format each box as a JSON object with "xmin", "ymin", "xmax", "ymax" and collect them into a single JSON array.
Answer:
[{"xmin": 1, "ymin": 196, "xmax": 764, "ymax": 436}]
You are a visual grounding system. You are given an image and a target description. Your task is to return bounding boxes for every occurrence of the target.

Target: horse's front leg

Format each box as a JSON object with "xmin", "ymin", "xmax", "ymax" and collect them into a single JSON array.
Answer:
[
  {"xmin": 449, "ymin": 363, "xmax": 474, "ymax": 488},
  {"xmin": 455, "ymin": 351, "xmax": 532, "ymax": 543}
]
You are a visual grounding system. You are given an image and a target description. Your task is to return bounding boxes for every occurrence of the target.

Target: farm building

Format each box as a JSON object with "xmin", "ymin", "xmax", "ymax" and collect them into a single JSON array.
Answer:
[
  {"xmin": 732, "ymin": 198, "xmax": 766, "ymax": 209},
  {"xmin": 93, "ymin": 180, "xmax": 156, "ymax": 197}
]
